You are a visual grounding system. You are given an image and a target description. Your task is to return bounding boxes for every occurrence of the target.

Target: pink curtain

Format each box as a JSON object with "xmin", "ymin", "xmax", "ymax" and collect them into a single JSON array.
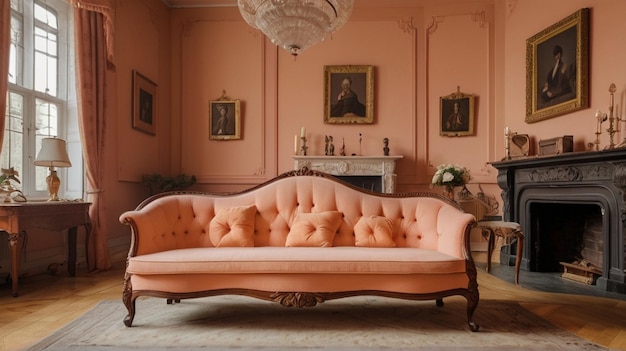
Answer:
[
  {"xmin": 72, "ymin": 0, "xmax": 114, "ymax": 271},
  {"xmin": 0, "ymin": 1, "xmax": 11, "ymax": 152}
]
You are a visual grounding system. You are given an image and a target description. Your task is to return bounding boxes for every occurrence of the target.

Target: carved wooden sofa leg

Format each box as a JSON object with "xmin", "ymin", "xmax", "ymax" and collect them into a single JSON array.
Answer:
[{"xmin": 122, "ymin": 275, "xmax": 136, "ymax": 327}]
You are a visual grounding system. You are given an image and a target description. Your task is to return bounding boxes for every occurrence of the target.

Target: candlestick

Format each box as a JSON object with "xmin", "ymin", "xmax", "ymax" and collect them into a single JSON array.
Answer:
[
  {"xmin": 294, "ymin": 134, "xmax": 298, "ymax": 154},
  {"xmin": 504, "ymin": 127, "xmax": 511, "ymax": 160}
]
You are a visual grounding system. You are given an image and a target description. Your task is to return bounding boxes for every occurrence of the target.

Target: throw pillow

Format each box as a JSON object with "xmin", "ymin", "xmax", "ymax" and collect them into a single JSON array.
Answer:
[
  {"xmin": 354, "ymin": 215, "xmax": 396, "ymax": 247},
  {"xmin": 285, "ymin": 211, "xmax": 343, "ymax": 247},
  {"xmin": 209, "ymin": 205, "xmax": 257, "ymax": 247}
]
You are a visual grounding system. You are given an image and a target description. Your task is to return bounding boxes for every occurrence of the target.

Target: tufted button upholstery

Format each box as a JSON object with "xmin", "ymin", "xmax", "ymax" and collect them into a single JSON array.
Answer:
[{"xmin": 120, "ymin": 176, "xmax": 474, "ymax": 259}]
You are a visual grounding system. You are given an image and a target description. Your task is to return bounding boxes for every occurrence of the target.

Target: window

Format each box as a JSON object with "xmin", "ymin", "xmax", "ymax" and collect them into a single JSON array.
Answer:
[{"xmin": 4, "ymin": 0, "xmax": 82, "ymax": 199}]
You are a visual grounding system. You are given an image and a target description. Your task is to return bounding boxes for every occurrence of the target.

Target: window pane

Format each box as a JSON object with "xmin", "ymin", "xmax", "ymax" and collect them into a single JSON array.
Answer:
[
  {"xmin": 35, "ymin": 99, "xmax": 58, "ymax": 137},
  {"xmin": 9, "ymin": 15, "xmax": 23, "ymax": 85},
  {"xmin": 10, "ymin": 0, "xmax": 22, "ymax": 12},
  {"xmin": 34, "ymin": 25, "xmax": 58, "ymax": 96},
  {"xmin": 2, "ymin": 93, "xmax": 25, "ymax": 190},
  {"xmin": 34, "ymin": 2, "xmax": 57, "ymax": 30}
]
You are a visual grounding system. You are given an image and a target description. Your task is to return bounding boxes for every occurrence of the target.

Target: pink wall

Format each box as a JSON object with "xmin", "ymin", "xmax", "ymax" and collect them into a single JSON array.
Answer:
[{"xmin": 13, "ymin": 0, "xmax": 626, "ymax": 275}]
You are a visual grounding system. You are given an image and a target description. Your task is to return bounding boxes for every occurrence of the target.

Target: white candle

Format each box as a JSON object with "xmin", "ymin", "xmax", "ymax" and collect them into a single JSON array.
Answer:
[
  {"xmin": 300, "ymin": 127, "xmax": 306, "ymax": 138},
  {"xmin": 294, "ymin": 134, "xmax": 298, "ymax": 154}
]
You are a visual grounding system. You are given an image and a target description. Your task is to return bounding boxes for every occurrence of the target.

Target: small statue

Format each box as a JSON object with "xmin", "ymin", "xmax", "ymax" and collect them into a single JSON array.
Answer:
[
  {"xmin": 383, "ymin": 138, "xmax": 390, "ymax": 156},
  {"xmin": 324, "ymin": 136, "xmax": 329, "ymax": 156},
  {"xmin": 328, "ymin": 136, "xmax": 335, "ymax": 156},
  {"xmin": 340, "ymin": 138, "xmax": 346, "ymax": 156}
]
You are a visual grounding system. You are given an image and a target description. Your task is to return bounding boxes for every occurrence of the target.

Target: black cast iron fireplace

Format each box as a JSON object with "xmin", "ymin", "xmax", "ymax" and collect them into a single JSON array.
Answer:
[{"xmin": 491, "ymin": 148, "xmax": 626, "ymax": 294}]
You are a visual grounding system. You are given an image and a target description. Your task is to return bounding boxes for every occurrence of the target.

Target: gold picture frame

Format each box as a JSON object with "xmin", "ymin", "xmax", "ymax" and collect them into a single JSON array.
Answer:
[
  {"xmin": 209, "ymin": 91, "xmax": 241, "ymax": 140},
  {"xmin": 525, "ymin": 8, "xmax": 589, "ymax": 123},
  {"xmin": 132, "ymin": 70, "xmax": 157, "ymax": 135},
  {"xmin": 440, "ymin": 87, "xmax": 475, "ymax": 137},
  {"xmin": 324, "ymin": 65, "xmax": 374, "ymax": 124}
]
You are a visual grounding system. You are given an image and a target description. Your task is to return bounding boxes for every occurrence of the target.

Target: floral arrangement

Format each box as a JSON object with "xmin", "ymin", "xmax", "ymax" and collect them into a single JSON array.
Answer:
[{"xmin": 431, "ymin": 163, "xmax": 471, "ymax": 188}]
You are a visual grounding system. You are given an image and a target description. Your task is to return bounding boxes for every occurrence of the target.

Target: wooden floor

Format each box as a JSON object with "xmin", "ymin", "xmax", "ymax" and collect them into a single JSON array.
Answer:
[{"xmin": 1, "ymin": 259, "xmax": 626, "ymax": 351}]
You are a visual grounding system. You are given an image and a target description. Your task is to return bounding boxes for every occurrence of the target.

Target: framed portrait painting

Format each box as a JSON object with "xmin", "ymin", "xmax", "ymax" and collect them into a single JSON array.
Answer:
[
  {"xmin": 525, "ymin": 8, "xmax": 589, "ymax": 123},
  {"xmin": 132, "ymin": 70, "xmax": 157, "ymax": 135},
  {"xmin": 440, "ymin": 88, "xmax": 475, "ymax": 137},
  {"xmin": 324, "ymin": 65, "xmax": 374, "ymax": 124},
  {"xmin": 209, "ymin": 95, "xmax": 241, "ymax": 140}
]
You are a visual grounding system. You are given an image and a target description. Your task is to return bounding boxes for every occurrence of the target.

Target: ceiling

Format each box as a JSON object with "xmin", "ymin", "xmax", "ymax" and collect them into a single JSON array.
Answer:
[{"xmin": 162, "ymin": 0, "xmax": 477, "ymax": 8}]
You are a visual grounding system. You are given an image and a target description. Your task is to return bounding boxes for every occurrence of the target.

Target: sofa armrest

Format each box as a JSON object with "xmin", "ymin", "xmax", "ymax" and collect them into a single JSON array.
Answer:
[{"xmin": 436, "ymin": 206, "xmax": 476, "ymax": 260}]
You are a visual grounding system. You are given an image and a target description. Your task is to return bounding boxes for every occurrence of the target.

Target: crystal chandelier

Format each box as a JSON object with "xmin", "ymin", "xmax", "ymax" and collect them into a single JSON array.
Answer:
[{"xmin": 237, "ymin": 0, "xmax": 354, "ymax": 56}]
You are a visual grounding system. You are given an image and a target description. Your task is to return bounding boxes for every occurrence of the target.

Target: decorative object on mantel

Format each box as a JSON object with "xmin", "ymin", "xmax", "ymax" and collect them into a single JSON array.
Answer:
[
  {"xmin": 0, "ymin": 167, "xmax": 26, "ymax": 203},
  {"xmin": 594, "ymin": 109, "xmax": 608, "ymax": 151},
  {"xmin": 340, "ymin": 138, "xmax": 346, "ymax": 156},
  {"xmin": 237, "ymin": 0, "xmax": 354, "ymax": 57},
  {"xmin": 604, "ymin": 83, "xmax": 619, "ymax": 150},
  {"xmin": 299, "ymin": 127, "xmax": 308, "ymax": 156},
  {"xmin": 431, "ymin": 164, "xmax": 472, "ymax": 201},
  {"xmin": 325, "ymin": 135, "xmax": 335, "ymax": 156},
  {"xmin": 383, "ymin": 138, "xmax": 389, "ymax": 156},
  {"xmin": 538, "ymin": 135, "xmax": 573, "ymax": 156},
  {"xmin": 503, "ymin": 127, "xmax": 531, "ymax": 160}
]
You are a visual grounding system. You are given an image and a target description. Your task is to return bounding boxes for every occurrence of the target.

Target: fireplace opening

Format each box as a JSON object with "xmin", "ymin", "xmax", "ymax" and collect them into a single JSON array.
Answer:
[
  {"xmin": 529, "ymin": 202, "xmax": 603, "ymax": 274},
  {"xmin": 335, "ymin": 176, "xmax": 382, "ymax": 193}
]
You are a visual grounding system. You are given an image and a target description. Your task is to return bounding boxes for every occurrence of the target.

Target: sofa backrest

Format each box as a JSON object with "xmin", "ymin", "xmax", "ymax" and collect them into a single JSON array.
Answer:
[{"xmin": 122, "ymin": 171, "xmax": 475, "ymax": 258}]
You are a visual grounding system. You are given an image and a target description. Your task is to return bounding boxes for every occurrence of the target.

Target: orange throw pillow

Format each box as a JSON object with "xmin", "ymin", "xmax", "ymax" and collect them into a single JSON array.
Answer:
[
  {"xmin": 285, "ymin": 211, "xmax": 343, "ymax": 247},
  {"xmin": 354, "ymin": 215, "xmax": 396, "ymax": 247},
  {"xmin": 209, "ymin": 205, "xmax": 257, "ymax": 247}
]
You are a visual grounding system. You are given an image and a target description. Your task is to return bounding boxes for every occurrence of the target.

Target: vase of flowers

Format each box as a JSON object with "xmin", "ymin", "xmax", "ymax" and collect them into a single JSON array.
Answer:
[{"xmin": 431, "ymin": 164, "xmax": 471, "ymax": 201}]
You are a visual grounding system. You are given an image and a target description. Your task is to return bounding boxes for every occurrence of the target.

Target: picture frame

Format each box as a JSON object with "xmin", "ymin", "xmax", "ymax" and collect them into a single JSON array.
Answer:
[
  {"xmin": 324, "ymin": 65, "xmax": 374, "ymax": 124},
  {"xmin": 209, "ymin": 91, "xmax": 241, "ymax": 140},
  {"xmin": 132, "ymin": 70, "xmax": 157, "ymax": 135},
  {"xmin": 440, "ymin": 87, "xmax": 475, "ymax": 137},
  {"xmin": 525, "ymin": 8, "xmax": 589, "ymax": 123}
]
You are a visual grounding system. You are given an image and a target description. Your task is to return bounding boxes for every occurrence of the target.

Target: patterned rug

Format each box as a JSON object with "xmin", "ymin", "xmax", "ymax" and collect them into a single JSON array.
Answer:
[{"xmin": 25, "ymin": 295, "xmax": 611, "ymax": 350}]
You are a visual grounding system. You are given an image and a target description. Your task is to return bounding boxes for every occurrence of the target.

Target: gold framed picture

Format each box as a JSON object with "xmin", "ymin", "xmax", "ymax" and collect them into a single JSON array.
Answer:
[
  {"xmin": 209, "ymin": 92, "xmax": 241, "ymax": 140},
  {"xmin": 440, "ymin": 87, "xmax": 475, "ymax": 137},
  {"xmin": 132, "ymin": 70, "xmax": 157, "ymax": 135},
  {"xmin": 324, "ymin": 65, "xmax": 374, "ymax": 124},
  {"xmin": 525, "ymin": 8, "xmax": 589, "ymax": 123}
]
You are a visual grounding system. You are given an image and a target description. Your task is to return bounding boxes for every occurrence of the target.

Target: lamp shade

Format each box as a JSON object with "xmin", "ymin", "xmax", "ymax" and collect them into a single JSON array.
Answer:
[{"xmin": 34, "ymin": 137, "xmax": 72, "ymax": 168}]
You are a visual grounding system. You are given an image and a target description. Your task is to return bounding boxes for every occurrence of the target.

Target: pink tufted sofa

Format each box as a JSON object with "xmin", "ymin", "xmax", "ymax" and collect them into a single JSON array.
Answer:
[{"xmin": 119, "ymin": 168, "xmax": 479, "ymax": 331}]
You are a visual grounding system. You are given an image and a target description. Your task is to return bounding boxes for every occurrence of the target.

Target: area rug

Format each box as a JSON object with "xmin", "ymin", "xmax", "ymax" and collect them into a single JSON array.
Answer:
[{"xmin": 26, "ymin": 295, "xmax": 610, "ymax": 351}]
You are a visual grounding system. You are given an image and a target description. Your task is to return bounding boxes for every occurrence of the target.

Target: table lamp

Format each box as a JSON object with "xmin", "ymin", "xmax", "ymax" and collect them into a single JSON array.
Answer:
[{"xmin": 33, "ymin": 137, "xmax": 72, "ymax": 201}]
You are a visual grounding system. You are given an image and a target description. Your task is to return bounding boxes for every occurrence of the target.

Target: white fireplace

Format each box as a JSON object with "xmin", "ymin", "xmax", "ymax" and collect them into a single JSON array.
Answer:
[{"xmin": 293, "ymin": 156, "xmax": 402, "ymax": 193}]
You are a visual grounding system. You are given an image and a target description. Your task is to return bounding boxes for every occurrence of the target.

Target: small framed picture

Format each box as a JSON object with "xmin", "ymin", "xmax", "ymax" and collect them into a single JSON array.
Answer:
[
  {"xmin": 525, "ymin": 8, "xmax": 589, "ymax": 123},
  {"xmin": 209, "ymin": 95, "xmax": 241, "ymax": 140},
  {"xmin": 132, "ymin": 70, "xmax": 157, "ymax": 135},
  {"xmin": 324, "ymin": 65, "xmax": 374, "ymax": 124},
  {"xmin": 440, "ymin": 88, "xmax": 475, "ymax": 137}
]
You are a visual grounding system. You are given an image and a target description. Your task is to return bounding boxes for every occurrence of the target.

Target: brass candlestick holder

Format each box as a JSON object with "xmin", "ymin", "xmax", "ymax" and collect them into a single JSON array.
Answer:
[{"xmin": 606, "ymin": 83, "xmax": 618, "ymax": 150}]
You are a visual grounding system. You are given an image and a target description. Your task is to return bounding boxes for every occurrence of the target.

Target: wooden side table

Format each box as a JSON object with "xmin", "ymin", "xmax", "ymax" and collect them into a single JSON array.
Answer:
[
  {"xmin": 476, "ymin": 220, "xmax": 524, "ymax": 285},
  {"xmin": 0, "ymin": 201, "xmax": 91, "ymax": 296}
]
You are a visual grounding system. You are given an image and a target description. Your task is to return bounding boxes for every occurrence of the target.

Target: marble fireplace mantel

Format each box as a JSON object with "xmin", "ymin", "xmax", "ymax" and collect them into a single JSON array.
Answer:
[{"xmin": 293, "ymin": 156, "xmax": 403, "ymax": 193}]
